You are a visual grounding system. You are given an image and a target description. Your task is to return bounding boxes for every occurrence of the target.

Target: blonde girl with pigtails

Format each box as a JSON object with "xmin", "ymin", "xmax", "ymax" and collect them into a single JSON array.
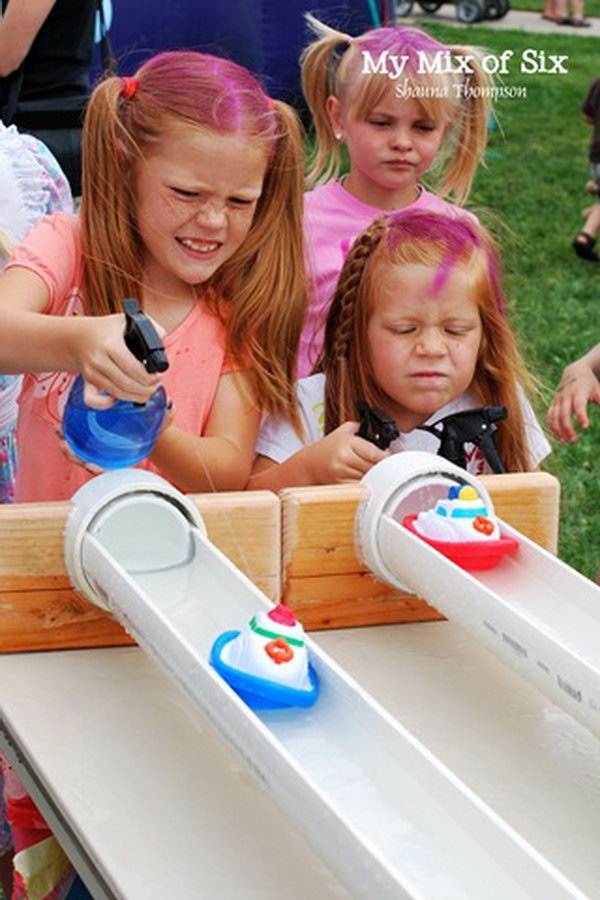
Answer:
[
  {"xmin": 250, "ymin": 211, "xmax": 550, "ymax": 491},
  {"xmin": 0, "ymin": 51, "xmax": 306, "ymax": 502},
  {"xmin": 298, "ymin": 15, "xmax": 494, "ymax": 377}
]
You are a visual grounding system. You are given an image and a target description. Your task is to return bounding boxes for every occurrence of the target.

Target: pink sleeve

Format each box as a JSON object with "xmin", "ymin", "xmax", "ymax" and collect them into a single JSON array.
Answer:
[
  {"xmin": 455, "ymin": 206, "xmax": 480, "ymax": 227},
  {"xmin": 5, "ymin": 214, "xmax": 83, "ymax": 314}
]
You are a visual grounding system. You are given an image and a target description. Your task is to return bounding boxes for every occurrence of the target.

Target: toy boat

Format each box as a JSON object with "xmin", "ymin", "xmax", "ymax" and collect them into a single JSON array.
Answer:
[
  {"xmin": 402, "ymin": 485, "xmax": 518, "ymax": 571},
  {"xmin": 211, "ymin": 603, "xmax": 319, "ymax": 710}
]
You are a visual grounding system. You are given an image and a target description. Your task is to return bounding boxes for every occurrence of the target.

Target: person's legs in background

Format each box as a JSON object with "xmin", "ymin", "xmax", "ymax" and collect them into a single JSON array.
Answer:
[
  {"xmin": 574, "ymin": 202, "xmax": 600, "ymax": 260},
  {"xmin": 555, "ymin": 0, "xmax": 591, "ymax": 26},
  {"xmin": 542, "ymin": 0, "xmax": 559, "ymax": 20}
]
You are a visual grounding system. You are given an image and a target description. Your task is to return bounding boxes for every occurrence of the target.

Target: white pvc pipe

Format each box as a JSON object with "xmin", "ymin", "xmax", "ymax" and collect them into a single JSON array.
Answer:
[
  {"xmin": 357, "ymin": 452, "xmax": 600, "ymax": 739},
  {"xmin": 63, "ymin": 470, "xmax": 585, "ymax": 900}
]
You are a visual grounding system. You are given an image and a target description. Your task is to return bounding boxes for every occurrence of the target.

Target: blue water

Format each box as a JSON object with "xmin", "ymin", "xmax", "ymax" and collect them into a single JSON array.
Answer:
[{"xmin": 63, "ymin": 375, "xmax": 166, "ymax": 468}]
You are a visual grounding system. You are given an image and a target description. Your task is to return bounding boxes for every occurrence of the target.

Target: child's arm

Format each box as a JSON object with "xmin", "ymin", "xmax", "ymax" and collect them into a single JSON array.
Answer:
[
  {"xmin": 547, "ymin": 343, "xmax": 600, "ymax": 442},
  {"xmin": 0, "ymin": 267, "xmax": 161, "ymax": 404},
  {"xmin": 249, "ymin": 422, "xmax": 388, "ymax": 491},
  {"xmin": 148, "ymin": 371, "xmax": 261, "ymax": 492}
]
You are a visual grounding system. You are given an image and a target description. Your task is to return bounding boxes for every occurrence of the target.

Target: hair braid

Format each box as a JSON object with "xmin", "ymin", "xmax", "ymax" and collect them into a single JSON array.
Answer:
[{"xmin": 322, "ymin": 217, "xmax": 387, "ymax": 431}]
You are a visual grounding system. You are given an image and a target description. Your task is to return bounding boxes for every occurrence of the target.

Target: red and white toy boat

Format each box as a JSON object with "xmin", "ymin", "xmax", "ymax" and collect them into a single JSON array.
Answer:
[{"xmin": 403, "ymin": 484, "xmax": 518, "ymax": 571}]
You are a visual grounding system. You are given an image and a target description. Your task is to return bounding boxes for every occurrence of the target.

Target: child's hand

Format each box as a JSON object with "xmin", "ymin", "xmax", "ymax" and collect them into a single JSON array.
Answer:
[
  {"xmin": 306, "ymin": 421, "xmax": 389, "ymax": 483},
  {"xmin": 55, "ymin": 428, "xmax": 105, "ymax": 475},
  {"xmin": 547, "ymin": 360, "xmax": 600, "ymax": 442},
  {"xmin": 74, "ymin": 314, "xmax": 164, "ymax": 408},
  {"xmin": 159, "ymin": 400, "xmax": 175, "ymax": 434},
  {"xmin": 55, "ymin": 398, "xmax": 173, "ymax": 475}
]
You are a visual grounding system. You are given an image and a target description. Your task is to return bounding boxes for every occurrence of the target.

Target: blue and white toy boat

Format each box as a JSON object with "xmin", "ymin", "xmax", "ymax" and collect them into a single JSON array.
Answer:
[{"xmin": 211, "ymin": 604, "xmax": 319, "ymax": 710}]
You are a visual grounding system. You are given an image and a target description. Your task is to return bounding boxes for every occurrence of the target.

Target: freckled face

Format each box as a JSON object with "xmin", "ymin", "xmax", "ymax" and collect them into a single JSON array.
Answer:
[
  {"xmin": 367, "ymin": 263, "xmax": 482, "ymax": 431},
  {"xmin": 134, "ymin": 123, "xmax": 267, "ymax": 297}
]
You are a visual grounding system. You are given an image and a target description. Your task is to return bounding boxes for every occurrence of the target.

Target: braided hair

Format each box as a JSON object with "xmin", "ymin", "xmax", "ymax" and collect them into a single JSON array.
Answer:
[{"xmin": 321, "ymin": 217, "xmax": 387, "ymax": 434}]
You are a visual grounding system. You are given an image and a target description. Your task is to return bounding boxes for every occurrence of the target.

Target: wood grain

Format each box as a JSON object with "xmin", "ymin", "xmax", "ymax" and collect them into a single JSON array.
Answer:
[
  {"xmin": 281, "ymin": 473, "xmax": 560, "ymax": 630},
  {"xmin": 0, "ymin": 473, "xmax": 561, "ymax": 647},
  {"xmin": 0, "ymin": 491, "xmax": 280, "ymax": 652}
]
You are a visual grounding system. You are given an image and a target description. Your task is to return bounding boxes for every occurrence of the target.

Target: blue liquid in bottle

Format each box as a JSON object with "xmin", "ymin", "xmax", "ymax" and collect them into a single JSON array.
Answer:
[{"xmin": 63, "ymin": 374, "xmax": 167, "ymax": 469}]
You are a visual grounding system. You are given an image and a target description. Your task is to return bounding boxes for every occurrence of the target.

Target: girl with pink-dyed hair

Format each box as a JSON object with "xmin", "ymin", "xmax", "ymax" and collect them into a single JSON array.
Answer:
[
  {"xmin": 0, "ymin": 51, "xmax": 306, "ymax": 502},
  {"xmin": 251, "ymin": 212, "xmax": 550, "ymax": 491},
  {"xmin": 0, "ymin": 50, "xmax": 306, "ymax": 899},
  {"xmin": 298, "ymin": 16, "xmax": 494, "ymax": 377}
]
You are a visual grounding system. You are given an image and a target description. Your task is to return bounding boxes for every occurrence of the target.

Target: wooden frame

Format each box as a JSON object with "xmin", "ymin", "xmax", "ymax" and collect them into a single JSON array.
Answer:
[
  {"xmin": 0, "ymin": 491, "xmax": 280, "ymax": 653},
  {"xmin": 281, "ymin": 473, "xmax": 560, "ymax": 630},
  {"xmin": 0, "ymin": 473, "xmax": 560, "ymax": 650}
]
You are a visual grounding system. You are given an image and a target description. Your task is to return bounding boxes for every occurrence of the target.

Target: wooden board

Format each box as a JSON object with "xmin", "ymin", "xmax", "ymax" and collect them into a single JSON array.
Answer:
[
  {"xmin": 281, "ymin": 473, "xmax": 560, "ymax": 631},
  {"xmin": 0, "ymin": 491, "xmax": 280, "ymax": 653},
  {"xmin": 0, "ymin": 473, "xmax": 562, "ymax": 648}
]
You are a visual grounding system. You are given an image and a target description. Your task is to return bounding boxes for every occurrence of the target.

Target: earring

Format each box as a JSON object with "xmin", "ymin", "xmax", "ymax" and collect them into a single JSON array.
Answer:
[{"xmin": 334, "ymin": 131, "xmax": 343, "ymax": 141}]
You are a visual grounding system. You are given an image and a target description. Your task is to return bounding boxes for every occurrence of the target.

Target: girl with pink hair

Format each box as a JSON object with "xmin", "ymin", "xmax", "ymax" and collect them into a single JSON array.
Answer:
[
  {"xmin": 0, "ymin": 50, "xmax": 306, "ymax": 503},
  {"xmin": 0, "ymin": 49, "xmax": 306, "ymax": 898},
  {"xmin": 251, "ymin": 212, "xmax": 550, "ymax": 491}
]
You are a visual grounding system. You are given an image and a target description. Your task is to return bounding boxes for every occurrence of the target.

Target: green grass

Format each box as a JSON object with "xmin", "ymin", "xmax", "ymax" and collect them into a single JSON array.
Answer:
[
  {"xmin": 511, "ymin": 0, "xmax": 600, "ymax": 16},
  {"xmin": 419, "ymin": 23, "xmax": 599, "ymax": 578}
]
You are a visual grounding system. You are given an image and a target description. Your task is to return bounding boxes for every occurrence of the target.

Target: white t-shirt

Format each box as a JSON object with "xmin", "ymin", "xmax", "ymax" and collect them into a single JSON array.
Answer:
[{"xmin": 256, "ymin": 373, "xmax": 551, "ymax": 476}]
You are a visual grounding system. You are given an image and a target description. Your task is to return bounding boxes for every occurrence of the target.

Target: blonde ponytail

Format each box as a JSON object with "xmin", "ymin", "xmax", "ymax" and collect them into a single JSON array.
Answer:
[
  {"xmin": 438, "ymin": 47, "xmax": 492, "ymax": 204},
  {"xmin": 301, "ymin": 15, "xmax": 353, "ymax": 188}
]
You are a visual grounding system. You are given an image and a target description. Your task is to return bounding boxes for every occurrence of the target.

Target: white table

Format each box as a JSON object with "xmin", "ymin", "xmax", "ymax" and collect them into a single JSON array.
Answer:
[{"xmin": 1, "ymin": 621, "xmax": 599, "ymax": 899}]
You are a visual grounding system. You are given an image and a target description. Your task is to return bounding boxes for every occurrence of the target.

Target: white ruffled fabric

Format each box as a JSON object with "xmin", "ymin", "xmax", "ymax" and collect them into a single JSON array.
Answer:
[{"xmin": 0, "ymin": 122, "xmax": 73, "ymax": 249}]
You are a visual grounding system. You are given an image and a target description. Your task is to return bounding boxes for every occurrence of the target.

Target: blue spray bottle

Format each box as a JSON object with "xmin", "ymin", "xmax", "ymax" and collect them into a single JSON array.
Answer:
[{"xmin": 62, "ymin": 299, "xmax": 169, "ymax": 469}]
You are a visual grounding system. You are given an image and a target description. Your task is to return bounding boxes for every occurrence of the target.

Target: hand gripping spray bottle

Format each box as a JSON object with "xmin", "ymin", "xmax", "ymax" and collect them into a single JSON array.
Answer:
[{"xmin": 62, "ymin": 299, "xmax": 169, "ymax": 468}]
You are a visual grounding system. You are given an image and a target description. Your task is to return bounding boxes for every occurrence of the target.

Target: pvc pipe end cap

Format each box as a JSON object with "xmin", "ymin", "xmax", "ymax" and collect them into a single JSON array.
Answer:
[{"xmin": 65, "ymin": 469, "xmax": 206, "ymax": 608}]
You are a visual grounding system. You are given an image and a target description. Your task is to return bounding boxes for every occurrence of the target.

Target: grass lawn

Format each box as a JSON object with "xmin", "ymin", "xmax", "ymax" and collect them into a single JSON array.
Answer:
[
  {"xmin": 511, "ymin": 0, "xmax": 600, "ymax": 16},
  {"xmin": 417, "ymin": 23, "xmax": 599, "ymax": 578}
]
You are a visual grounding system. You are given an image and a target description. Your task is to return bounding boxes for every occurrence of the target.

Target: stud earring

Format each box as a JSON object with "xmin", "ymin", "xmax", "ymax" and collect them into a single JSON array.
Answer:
[{"xmin": 334, "ymin": 131, "xmax": 343, "ymax": 141}]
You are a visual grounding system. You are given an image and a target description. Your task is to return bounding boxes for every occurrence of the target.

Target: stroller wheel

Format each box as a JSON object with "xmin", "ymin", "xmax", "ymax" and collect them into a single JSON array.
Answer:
[
  {"xmin": 394, "ymin": 0, "xmax": 415, "ymax": 16},
  {"xmin": 418, "ymin": 0, "xmax": 444, "ymax": 10},
  {"xmin": 457, "ymin": 0, "xmax": 484, "ymax": 20},
  {"xmin": 484, "ymin": 0, "xmax": 510, "ymax": 18}
]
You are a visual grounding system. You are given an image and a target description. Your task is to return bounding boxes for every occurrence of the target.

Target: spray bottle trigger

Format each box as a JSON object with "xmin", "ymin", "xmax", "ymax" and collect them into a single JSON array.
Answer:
[
  {"xmin": 356, "ymin": 401, "xmax": 399, "ymax": 450},
  {"xmin": 122, "ymin": 298, "xmax": 169, "ymax": 374}
]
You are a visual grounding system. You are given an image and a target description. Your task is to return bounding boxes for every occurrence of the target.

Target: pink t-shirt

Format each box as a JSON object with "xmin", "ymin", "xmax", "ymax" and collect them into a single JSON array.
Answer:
[
  {"xmin": 299, "ymin": 181, "xmax": 479, "ymax": 378},
  {"xmin": 7, "ymin": 214, "xmax": 233, "ymax": 501}
]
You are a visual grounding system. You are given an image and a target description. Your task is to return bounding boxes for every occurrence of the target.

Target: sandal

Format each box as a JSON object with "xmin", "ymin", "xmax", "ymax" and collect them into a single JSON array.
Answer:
[
  {"xmin": 573, "ymin": 232, "xmax": 599, "ymax": 261},
  {"xmin": 557, "ymin": 15, "xmax": 591, "ymax": 24}
]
